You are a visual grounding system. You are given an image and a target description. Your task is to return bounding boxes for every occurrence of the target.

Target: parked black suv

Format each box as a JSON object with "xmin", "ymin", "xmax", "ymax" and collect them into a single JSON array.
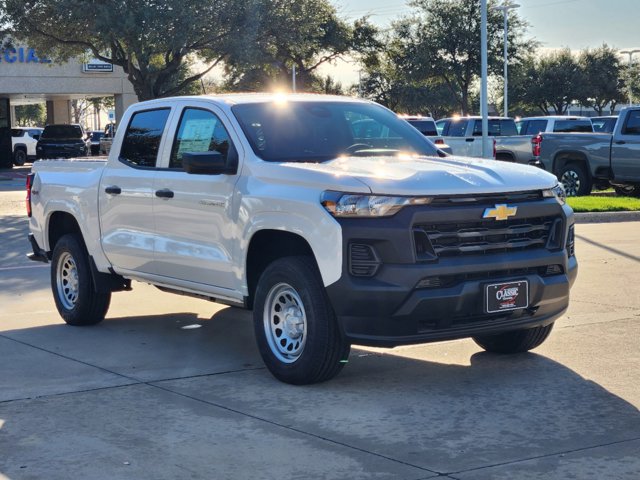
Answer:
[{"xmin": 36, "ymin": 124, "xmax": 91, "ymax": 159}]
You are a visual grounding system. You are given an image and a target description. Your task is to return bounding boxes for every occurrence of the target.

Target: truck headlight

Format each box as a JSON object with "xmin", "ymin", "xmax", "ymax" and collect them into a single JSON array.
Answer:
[
  {"xmin": 543, "ymin": 184, "xmax": 566, "ymax": 205},
  {"xmin": 321, "ymin": 191, "xmax": 431, "ymax": 217}
]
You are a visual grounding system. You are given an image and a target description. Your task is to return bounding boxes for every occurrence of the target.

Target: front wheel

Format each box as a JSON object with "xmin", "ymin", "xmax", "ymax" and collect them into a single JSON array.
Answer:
[
  {"xmin": 51, "ymin": 234, "xmax": 111, "ymax": 326},
  {"xmin": 13, "ymin": 149, "xmax": 27, "ymax": 166},
  {"xmin": 473, "ymin": 322, "xmax": 554, "ymax": 354},
  {"xmin": 253, "ymin": 256, "xmax": 350, "ymax": 385}
]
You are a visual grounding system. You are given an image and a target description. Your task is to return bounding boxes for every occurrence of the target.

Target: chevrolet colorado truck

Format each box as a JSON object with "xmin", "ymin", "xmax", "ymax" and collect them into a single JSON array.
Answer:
[
  {"xmin": 533, "ymin": 107, "xmax": 640, "ymax": 196},
  {"xmin": 27, "ymin": 94, "xmax": 577, "ymax": 384}
]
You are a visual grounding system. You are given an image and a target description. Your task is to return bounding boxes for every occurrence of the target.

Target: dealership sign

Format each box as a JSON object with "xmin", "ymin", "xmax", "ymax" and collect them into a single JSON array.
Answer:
[
  {"xmin": 83, "ymin": 59, "xmax": 114, "ymax": 73},
  {"xmin": 0, "ymin": 47, "xmax": 51, "ymax": 64}
]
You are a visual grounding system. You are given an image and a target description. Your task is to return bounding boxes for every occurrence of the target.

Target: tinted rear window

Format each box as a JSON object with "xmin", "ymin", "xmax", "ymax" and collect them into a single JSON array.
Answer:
[
  {"xmin": 407, "ymin": 120, "xmax": 438, "ymax": 136},
  {"xmin": 553, "ymin": 120, "xmax": 593, "ymax": 133},
  {"xmin": 524, "ymin": 120, "xmax": 548, "ymax": 135},
  {"xmin": 592, "ymin": 118, "xmax": 617, "ymax": 133},
  {"xmin": 11, "ymin": 128, "xmax": 24, "ymax": 137},
  {"xmin": 472, "ymin": 119, "xmax": 518, "ymax": 136},
  {"xmin": 42, "ymin": 125, "xmax": 83, "ymax": 138},
  {"xmin": 120, "ymin": 108, "xmax": 171, "ymax": 167}
]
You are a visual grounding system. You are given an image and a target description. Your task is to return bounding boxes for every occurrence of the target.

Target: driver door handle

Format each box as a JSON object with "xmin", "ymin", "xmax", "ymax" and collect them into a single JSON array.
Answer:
[{"xmin": 104, "ymin": 186, "xmax": 121, "ymax": 195}]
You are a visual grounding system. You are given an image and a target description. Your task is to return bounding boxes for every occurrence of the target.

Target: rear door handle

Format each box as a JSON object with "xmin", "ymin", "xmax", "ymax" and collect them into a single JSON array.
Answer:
[
  {"xmin": 466, "ymin": 138, "xmax": 475, "ymax": 142},
  {"xmin": 104, "ymin": 186, "xmax": 121, "ymax": 195},
  {"xmin": 155, "ymin": 189, "xmax": 174, "ymax": 199},
  {"xmin": 615, "ymin": 140, "xmax": 626, "ymax": 145}
]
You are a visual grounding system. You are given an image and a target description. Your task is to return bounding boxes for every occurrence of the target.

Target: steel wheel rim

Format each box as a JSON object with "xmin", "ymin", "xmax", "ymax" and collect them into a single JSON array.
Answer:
[
  {"xmin": 263, "ymin": 283, "xmax": 307, "ymax": 364},
  {"xmin": 560, "ymin": 170, "xmax": 580, "ymax": 196},
  {"xmin": 56, "ymin": 252, "xmax": 79, "ymax": 310}
]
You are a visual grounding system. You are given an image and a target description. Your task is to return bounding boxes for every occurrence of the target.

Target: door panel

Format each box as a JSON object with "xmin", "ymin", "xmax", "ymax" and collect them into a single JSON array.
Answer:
[
  {"xmin": 152, "ymin": 104, "xmax": 241, "ymax": 289},
  {"xmin": 99, "ymin": 107, "xmax": 172, "ymax": 273},
  {"xmin": 611, "ymin": 110, "xmax": 640, "ymax": 182}
]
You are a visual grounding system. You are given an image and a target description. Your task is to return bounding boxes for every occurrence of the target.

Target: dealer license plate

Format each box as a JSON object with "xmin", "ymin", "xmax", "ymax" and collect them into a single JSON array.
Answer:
[{"xmin": 485, "ymin": 280, "xmax": 529, "ymax": 313}]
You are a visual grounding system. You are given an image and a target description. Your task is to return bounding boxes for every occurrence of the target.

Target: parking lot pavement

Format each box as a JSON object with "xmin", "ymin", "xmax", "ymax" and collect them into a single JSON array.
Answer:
[{"xmin": 1, "ymin": 191, "xmax": 639, "ymax": 479}]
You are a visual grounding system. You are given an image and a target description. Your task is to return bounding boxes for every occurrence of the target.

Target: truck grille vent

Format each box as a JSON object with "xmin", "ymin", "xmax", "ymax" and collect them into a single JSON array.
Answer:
[
  {"xmin": 416, "ymin": 216, "xmax": 558, "ymax": 257},
  {"xmin": 349, "ymin": 243, "xmax": 380, "ymax": 277},
  {"xmin": 430, "ymin": 191, "xmax": 542, "ymax": 207},
  {"xmin": 416, "ymin": 265, "xmax": 564, "ymax": 289}
]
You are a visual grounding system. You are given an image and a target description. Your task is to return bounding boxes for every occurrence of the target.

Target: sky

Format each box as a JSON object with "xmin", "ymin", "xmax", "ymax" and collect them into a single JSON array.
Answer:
[{"xmin": 324, "ymin": 0, "xmax": 640, "ymax": 85}]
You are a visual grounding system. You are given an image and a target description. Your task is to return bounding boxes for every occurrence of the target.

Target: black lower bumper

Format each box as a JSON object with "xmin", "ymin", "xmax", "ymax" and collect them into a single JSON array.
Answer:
[{"xmin": 325, "ymin": 198, "xmax": 577, "ymax": 347}]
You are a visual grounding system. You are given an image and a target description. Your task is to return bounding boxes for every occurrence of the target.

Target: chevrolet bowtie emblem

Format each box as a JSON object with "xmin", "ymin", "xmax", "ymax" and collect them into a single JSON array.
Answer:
[{"xmin": 483, "ymin": 204, "xmax": 517, "ymax": 221}]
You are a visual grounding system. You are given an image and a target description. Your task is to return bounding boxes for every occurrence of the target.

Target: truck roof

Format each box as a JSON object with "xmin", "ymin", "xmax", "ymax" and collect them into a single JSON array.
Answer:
[
  {"xmin": 136, "ymin": 93, "xmax": 373, "ymax": 107},
  {"xmin": 520, "ymin": 116, "xmax": 590, "ymax": 121}
]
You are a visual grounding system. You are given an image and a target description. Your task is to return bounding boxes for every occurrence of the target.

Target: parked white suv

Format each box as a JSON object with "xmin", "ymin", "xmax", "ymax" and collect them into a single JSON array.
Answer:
[{"xmin": 11, "ymin": 127, "xmax": 43, "ymax": 165}]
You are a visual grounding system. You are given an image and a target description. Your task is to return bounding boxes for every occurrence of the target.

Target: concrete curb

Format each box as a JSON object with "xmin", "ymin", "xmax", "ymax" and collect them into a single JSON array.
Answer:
[{"xmin": 574, "ymin": 211, "xmax": 640, "ymax": 224}]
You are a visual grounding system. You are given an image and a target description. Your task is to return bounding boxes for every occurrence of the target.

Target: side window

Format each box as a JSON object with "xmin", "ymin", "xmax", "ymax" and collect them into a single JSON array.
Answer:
[
  {"xmin": 526, "ymin": 120, "xmax": 547, "ymax": 135},
  {"xmin": 119, "ymin": 108, "xmax": 171, "ymax": 168},
  {"xmin": 622, "ymin": 111, "xmax": 640, "ymax": 135},
  {"xmin": 447, "ymin": 120, "xmax": 467, "ymax": 136},
  {"xmin": 169, "ymin": 108, "xmax": 233, "ymax": 169}
]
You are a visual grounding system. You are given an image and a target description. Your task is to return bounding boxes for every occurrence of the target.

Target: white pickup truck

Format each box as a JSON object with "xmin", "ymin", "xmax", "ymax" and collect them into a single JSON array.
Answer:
[{"xmin": 27, "ymin": 94, "xmax": 577, "ymax": 384}]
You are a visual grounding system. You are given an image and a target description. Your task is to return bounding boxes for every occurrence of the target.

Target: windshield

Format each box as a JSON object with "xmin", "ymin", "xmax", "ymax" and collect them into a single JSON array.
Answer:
[
  {"xmin": 91, "ymin": 131, "xmax": 104, "ymax": 141},
  {"xmin": 42, "ymin": 125, "xmax": 83, "ymax": 139},
  {"xmin": 231, "ymin": 101, "xmax": 441, "ymax": 162}
]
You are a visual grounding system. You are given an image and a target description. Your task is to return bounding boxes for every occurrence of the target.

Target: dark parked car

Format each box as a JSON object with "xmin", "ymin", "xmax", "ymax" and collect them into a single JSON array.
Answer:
[
  {"xmin": 36, "ymin": 124, "xmax": 91, "ymax": 159},
  {"xmin": 89, "ymin": 130, "xmax": 104, "ymax": 155}
]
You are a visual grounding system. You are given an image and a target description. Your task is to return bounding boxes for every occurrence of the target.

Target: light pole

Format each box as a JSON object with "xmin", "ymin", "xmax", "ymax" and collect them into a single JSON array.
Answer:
[
  {"xmin": 480, "ymin": 0, "xmax": 489, "ymax": 158},
  {"xmin": 493, "ymin": 1, "xmax": 520, "ymax": 118},
  {"xmin": 620, "ymin": 49, "xmax": 640, "ymax": 106}
]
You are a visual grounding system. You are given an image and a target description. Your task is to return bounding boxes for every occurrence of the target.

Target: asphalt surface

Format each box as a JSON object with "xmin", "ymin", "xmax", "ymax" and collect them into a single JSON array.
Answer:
[{"xmin": 1, "ymin": 170, "xmax": 639, "ymax": 479}]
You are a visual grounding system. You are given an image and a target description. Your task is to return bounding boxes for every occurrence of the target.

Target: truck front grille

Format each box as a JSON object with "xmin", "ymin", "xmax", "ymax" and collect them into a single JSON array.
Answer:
[{"xmin": 415, "ymin": 216, "xmax": 558, "ymax": 257}]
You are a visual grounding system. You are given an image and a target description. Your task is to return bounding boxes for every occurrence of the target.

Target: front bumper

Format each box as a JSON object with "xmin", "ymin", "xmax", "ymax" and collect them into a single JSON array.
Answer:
[{"xmin": 325, "ymin": 196, "xmax": 577, "ymax": 347}]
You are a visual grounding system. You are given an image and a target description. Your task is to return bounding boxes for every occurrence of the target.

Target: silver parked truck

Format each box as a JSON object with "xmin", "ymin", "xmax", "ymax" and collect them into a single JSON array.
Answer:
[{"xmin": 533, "ymin": 107, "xmax": 640, "ymax": 196}]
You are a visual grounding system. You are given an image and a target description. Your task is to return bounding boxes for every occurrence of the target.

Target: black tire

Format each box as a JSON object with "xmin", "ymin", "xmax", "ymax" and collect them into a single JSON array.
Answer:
[
  {"xmin": 51, "ymin": 234, "xmax": 111, "ymax": 326},
  {"xmin": 13, "ymin": 149, "xmax": 27, "ymax": 166},
  {"xmin": 253, "ymin": 256, "xmax": 350, "ymax": 385},
  {"xmin": 613, "ymin": 184, "xmax": 640, "ymax": 198},
  {"xmin": 557, "ymin": 162, "xmax": 591, "ymax": 196},
  {"xmin": 473, "ymin": 322, "xmax": 554, "ymax": 354}
]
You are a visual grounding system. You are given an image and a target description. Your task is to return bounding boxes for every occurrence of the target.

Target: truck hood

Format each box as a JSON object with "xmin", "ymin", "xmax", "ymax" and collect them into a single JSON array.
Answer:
[{"xmin": 282, "ymin": 155, "xmax": 558, "ymax": 196}]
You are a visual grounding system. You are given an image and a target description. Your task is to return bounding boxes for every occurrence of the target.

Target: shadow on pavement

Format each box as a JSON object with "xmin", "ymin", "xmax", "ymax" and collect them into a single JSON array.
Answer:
[{"xmin": 1, "ymin": 304, "xmax": 639, "ymax": 475}]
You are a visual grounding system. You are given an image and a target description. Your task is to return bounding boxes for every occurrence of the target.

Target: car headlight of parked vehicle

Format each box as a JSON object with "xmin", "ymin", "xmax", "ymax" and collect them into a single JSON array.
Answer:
[
  {"xmin": 321, "ymin": 191, "xmax": 432, "ymax": 217},
  {"xmin": 543, "ymin": 183, "xmax": 567, "ymax": 205}
]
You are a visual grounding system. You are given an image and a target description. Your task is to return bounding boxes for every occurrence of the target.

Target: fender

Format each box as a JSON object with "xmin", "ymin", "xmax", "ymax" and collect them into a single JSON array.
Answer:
[{"xmin": 240, "ymin": 210, "xmax": 342, "ymax": 295}]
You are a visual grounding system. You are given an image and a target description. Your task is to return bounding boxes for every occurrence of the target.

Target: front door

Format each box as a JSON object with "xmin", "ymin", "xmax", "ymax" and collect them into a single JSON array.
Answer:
[
  {"xmin": 152, "ymin": 102, "xmax": 242, "ymax": 292},
  {"xmin": 611, "ymin": 110, "xmax": 640, "ymax": 183}
]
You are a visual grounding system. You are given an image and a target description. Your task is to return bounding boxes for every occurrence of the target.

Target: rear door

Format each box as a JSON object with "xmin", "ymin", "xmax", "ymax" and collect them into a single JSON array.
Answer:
[
  {"xmin": 99, "ymin": 107, "xmax": 173, "ymax": 273},
  {"xmin": 151, "ymin": 101, "xmax": 242, "ymax": 291},
  {"xmin": 611, "ymin": 110, "xmax": 640, "ymax": 182}
]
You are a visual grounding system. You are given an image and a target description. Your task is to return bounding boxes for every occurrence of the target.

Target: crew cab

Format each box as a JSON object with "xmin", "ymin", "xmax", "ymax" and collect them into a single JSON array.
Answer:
[
  {"xmin": 533, "ymin": 107, "xmax": 640, "ymax": 196},
  {"xmin": 36, "ymin": 124, "xmax": 91, "ymax": 159},
  {"xmin": 11, "ymin": 127, "xmax": 42, "ymax": 165},
  {"xmin": 27, "ymin": 94, "xmax": 577, "ymax": 384}
]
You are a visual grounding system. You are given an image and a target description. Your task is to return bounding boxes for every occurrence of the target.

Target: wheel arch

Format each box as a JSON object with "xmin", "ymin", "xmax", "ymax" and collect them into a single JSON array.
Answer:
[
  {"xmin": 552, "ymin": 151, "xmax": 591, "ymax": 180},
  {"xmin": 245, "ymin": 229, "xmax": 315, "ymax": 309},
  {"xmin": 47, "ymin": 211, "xmax": 85, "ymax": 253}
]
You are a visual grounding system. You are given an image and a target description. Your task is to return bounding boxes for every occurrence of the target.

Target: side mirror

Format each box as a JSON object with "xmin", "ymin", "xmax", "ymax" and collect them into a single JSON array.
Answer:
[
  {"xmin": 182, "ymin": 151, "xmax": 232, "ymax": 175},
  {"xmin": 32, "ymin": 134, "xmax": 40, "ymax": 141}
]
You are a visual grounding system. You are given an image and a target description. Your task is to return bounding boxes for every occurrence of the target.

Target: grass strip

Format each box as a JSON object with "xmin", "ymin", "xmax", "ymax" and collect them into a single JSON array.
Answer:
[{"xmin": 567, "ymin": 196, "xmax": 640, "ymax": 212}]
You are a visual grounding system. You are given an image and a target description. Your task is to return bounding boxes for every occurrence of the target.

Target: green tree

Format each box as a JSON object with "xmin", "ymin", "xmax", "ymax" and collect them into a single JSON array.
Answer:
[
  {"xmin": 14, "ymin": 103, "xmax": 46, "ymax": 126},
  {"xmin": 516, "ymin": 48, "xmax": 584, "ymax": 115},
  {"xmin": 395, "ymin": 0, "xmax": 535, "ymax": 114},
  {"xmin": 577, "ymin": 45, "xmax": 625, "ymax": 115},
  {"xmin": 2, "ymin": 0, "xmax": 251, "ymax": 100},
  {"xmin": 222, "ymin": 0, "xmax": 379, "ymax": 92}
]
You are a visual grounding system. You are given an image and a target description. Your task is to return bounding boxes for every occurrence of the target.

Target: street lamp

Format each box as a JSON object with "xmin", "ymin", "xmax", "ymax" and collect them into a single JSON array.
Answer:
[
  {"xmin": 480, "ymin": 0, "xmax": 488, "ymax": 158},
  {"xmin": 620, "ymin": 49, "xmax": 640, "ymax": 106},
  {"xmin": 493, "ymin": 1, "xmax": 520, "ymax": 117}
]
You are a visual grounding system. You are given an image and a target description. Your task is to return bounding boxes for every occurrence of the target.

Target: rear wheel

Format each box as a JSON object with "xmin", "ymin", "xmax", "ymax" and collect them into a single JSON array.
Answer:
[
  {"xmin": 613, "ymin": 184, "xmax": 640, "ymax": 197},
  {"xmin": 473, "ymin": 322, "xmax": 554, "ymax": 354},
  {"xmin": 557, "ymin": 162, "xmax": 591, "ymax": 196},
  {"xmin": 253, "ymin": 256, "xmax": 350, "ymax": 384},
  {"xmin": 51, "ymin": 234, "xmax": 111, "ymax": 326},
  {"xmin": 13, "ymin": 149, "xmax": 27, "ymax": 166}
]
